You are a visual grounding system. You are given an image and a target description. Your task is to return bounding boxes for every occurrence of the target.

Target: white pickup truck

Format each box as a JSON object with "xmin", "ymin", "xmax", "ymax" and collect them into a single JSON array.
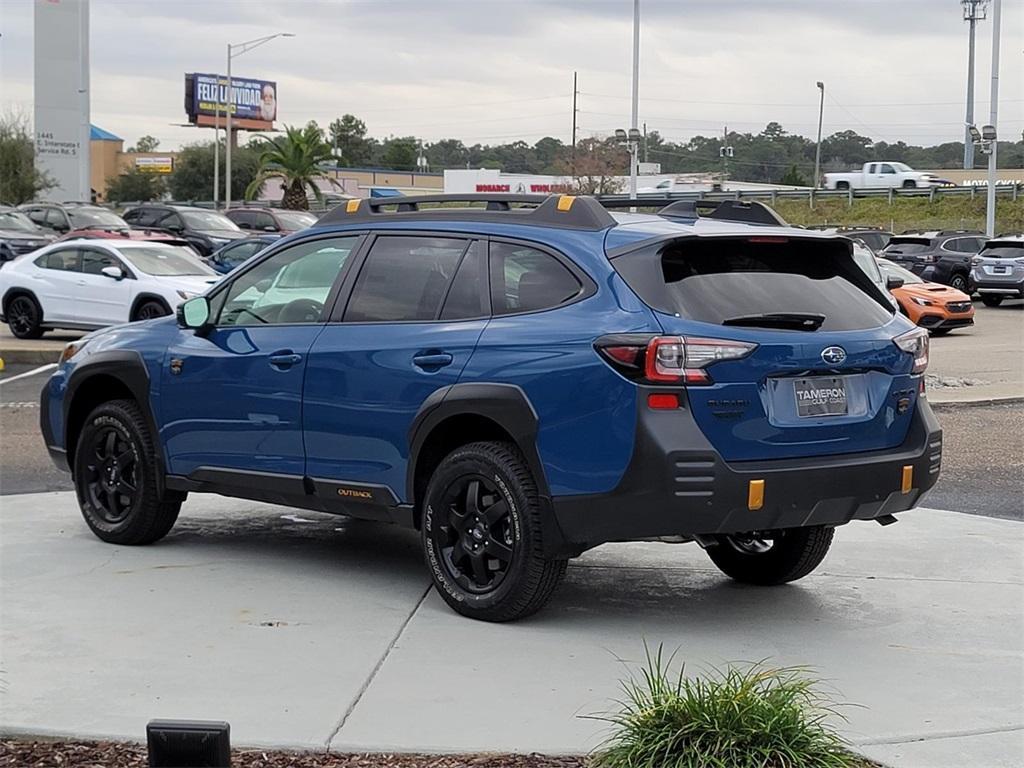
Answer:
[{"xmin": 822, "ymin": 162, "xmax": 939, "ymax": 191}]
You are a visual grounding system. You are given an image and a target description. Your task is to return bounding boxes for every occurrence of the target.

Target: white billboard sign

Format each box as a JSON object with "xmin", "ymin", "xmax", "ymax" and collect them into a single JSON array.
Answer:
[{"xmin": 34, "ymin": 0, "xmax": 91, "ymax": 202}]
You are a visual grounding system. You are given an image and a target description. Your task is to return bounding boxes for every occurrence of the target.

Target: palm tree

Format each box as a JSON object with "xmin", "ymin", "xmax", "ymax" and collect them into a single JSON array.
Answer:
[{"xmin": 245, "ymin": 123, "xmax": 339, "ymax": 210}]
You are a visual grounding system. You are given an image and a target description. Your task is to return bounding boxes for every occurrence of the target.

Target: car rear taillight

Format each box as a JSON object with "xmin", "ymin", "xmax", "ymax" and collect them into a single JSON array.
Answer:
[
  {"xmin": 971, "ymin": 256, "xmax": 984, "ymax": 267},
  {"xmin": 894, "ymin": 327, "xmax": 929, "ymax": 374},
  {"xmin": 920, "ymin": 254, "xmax": 936, "ymax": 264},
  {"xmin": 596, "ymin": 335, "xmax": 757, "ymax": 385}
]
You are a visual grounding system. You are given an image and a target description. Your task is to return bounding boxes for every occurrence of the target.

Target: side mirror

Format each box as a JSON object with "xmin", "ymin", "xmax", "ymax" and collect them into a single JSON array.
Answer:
[
  {"xmin": 254, "ymin": 278, "xmax": 272, "ymax": 293},
  {"xmin": 100, "ymin": 265, "xmax": 125, "ymax": 280},
  {"xmin": 165, "ymin": 222, "xmax": 184, "ymax": 233},
  {"xmin": 886, "ymin": 276, "xmax": 904, "ymax": 290},
  {"xmin": 177, "ymin": 296, "xmax": 211, "ymax": 330},
  {"xmin": 262, "ymin": 225, "xmax": 278, "ymax": 232},
  {"xmin": 238, "ymin": 221, "xmax": 252, "ymax": 230},
  {"xmin": 53, "ymin": 223, "xmax": 70, "ymax": 233}
]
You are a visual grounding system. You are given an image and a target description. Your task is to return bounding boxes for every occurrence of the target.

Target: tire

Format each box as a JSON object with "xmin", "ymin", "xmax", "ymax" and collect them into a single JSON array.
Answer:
[
  {"xmin": 74, "ymin": 399, "xmax": 181, "ymax": 545},
  {"xmin": 6, "ymin": 294, "xmax": 45, "ymax": 339},
  {"xmin": 981, "ymin": 295, "xmax": 1004, "ymax": 307},
  {"xmin": 902, "ymin": 180, "xmax": 917, "ymax": 189},
  {"xmin": 835, "ymin": 181, "xmax": 850, "ymax": 191},
  {"xmin": 133, "ymin": 300, "xmax": 170, "ymax": 322},
  {"xmin": 421, "ymin": 441, "xmax": 567, "ymax": 622},
  {"xmin": 948, "ymin": 273, "xmax": 969, "ymax": 293},
  {"xmin": 706, "ymin": 526, "xmax": 834, "ymax": 586}
]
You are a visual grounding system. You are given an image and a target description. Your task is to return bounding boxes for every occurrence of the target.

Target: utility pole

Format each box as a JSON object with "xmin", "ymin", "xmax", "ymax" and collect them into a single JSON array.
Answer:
[
  {"xmin": 643, "ymin": 122, "xmax": 648, "ymax": 163},
  {"xmin": 721, "ymin": 126, "xmax": 728, "ymax": 184},
  {"xmin": 213, "ymin": 98, "xmax": 220, "ymax": 207},
  {"xmin": 814, "ymin": 81, "xmax": 825, "ymax": 188},
  {"xmin": 571, "ymin": 71, "xmax": 578, "ymax": 174},
  {"xmin": 962, "ymin": 0, "xmax": 989, "ymax": 169},
  {"xmin": 985, "ymin": 0, "xmax": 1001, "ymax": 237},
  {"xmin": 629, "ymin": 0, "xmax": 640, "ymax": 198}
]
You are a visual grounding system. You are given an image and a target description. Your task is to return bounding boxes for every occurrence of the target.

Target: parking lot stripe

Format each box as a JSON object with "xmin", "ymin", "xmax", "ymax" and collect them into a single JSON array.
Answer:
[{"xmin": 0, "ymin": 363, "xmax": 57, "ymax": 387}]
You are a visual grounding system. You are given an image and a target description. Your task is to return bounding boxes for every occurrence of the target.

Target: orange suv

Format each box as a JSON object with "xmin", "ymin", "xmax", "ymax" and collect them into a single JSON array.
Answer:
[{"xmin": 877, "ymin": 258, "xmax": 974, "ymax": 336}]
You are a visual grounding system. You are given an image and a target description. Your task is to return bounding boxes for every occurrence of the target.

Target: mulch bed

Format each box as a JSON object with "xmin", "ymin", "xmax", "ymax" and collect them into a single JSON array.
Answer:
[{"xmin": 0, "ymin": 740, "xmax": 587, "ymax": 768}]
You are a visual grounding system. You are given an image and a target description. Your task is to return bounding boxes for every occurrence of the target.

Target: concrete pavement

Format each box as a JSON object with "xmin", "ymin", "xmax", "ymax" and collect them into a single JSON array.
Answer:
[{"xmin": 1, "ymin": 492, "xmax": 1021, "ymax": 767}]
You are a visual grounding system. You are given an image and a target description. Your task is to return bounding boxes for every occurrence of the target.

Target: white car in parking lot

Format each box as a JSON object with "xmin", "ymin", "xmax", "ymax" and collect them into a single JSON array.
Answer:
[{"xmin": 0, "ymin": 240, "xmax": 218, "ymax": 338}]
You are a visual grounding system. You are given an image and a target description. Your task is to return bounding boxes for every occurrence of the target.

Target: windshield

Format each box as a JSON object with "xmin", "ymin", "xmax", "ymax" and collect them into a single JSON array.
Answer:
[
  {"xmin": 181, "ymin": 211, "xmax": 242, "ymax": 232},
  {"xmin": 612, "ymin": 237, "xmax": 893, "ymax": 332},
  {"xmin": 852, "ymin": 244, "xmax": 883, "ymax": 287},
  {"xmin": 0, "ymin": 211, "xmax": 42, "ymax": 232},
  {"xmin": 120, "ymin": 246, "xmax": 217, "ymax": 276},
  {"xmin": 69, "ymin": 208, "xmax": 128, "ymax": 228},
  {"xmin": 884, "ymin": 238, "xmax": 931, "ymax": 254},
  {"xmin": 980, "ymin": 244, "xmax": 1024, "ymax": 259},
  {"xmin": 274, "ymin": 211, "xmax": 317, "ymax": 229},
  {"xmin": 877, "ymin": 258, "xmax": 923, "ymax": 284}
]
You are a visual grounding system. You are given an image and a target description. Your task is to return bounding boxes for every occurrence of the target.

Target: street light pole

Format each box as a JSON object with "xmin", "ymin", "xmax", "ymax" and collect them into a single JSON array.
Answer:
[
  {"xmin": 213, "ymin": 102, "xmax": 219, "ymax": 207},
  {"xmin": 985, "ymin": 0, "xmax": 1001, "ymax": 237},
  {"xmin": 814, "ymin": 81, "xmax": 825, "ymax": 188},
  {"xmin": 629, "ymin": 0, "xmax": 640, "ymax": 198},
  {"xmin": 224, "ymin": 32, "xmax": 294, "ymax": 211},
  {"xmin": 962, "ymin": 0, "xmax": 988, "ymax": 169}
]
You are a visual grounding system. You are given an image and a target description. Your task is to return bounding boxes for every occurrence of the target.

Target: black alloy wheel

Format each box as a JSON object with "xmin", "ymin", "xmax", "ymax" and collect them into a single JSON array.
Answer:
[
  {"xmin": 8, "ymin": 295, "xmax": 43, "ymax": 339},
  {"xmin": 432, "ymin": 475, "xmax": 515, "ymax": 594},
  {"xmin": 82, "ymin": 427, "xmax": 139, "ymax": 524},
  {"xmin": 135, "ymin": 301, "xmax": 169, "ymax": 321},
  {"xmin": 948, "ymin": 274, "xmax": 969, "ymax": 293}
]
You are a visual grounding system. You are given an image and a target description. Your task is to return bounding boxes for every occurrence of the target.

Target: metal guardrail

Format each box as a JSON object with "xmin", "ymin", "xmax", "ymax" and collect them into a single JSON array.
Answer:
[{"xmin": 600, "ymin": 183, "xmax": 1021, "ymax": 206}]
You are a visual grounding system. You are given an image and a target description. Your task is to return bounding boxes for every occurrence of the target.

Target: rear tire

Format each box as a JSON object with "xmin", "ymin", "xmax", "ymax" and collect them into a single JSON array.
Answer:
[
  {"xmin": 835, "ymin": 181, "xmax": 850, "ymax": 191},
  {"xmin": 948, "ymin": 274, "xmax": 969, "ymax": 293},
  {"xmin": 74, "ymin": 399, "xmax": 181, "ymax": 545},
  {"xmin": 981, "ymin": 295, "xmax": 1004, "ymax": 307},
  {"xmin": 133, "ymin": 300, "xmax": 170, "ymax": 321},
  {"xmin": 6, "ymin": 294, "xmax": 44, "ymax": 339},
  {"xmin": 421, "ymin": 441, "xmax": 566, "ymax": 622},
  {"xmin": 707, "ymin": 526, "xmax": 834, "ymax": 585}
]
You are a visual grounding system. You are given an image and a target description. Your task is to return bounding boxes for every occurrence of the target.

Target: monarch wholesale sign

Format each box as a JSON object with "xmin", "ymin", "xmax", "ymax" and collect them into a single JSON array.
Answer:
[
  {"xmin": 134, "ymin": 157, "xmax": 174, "ymax": 174},
  {"xmin": 184, "ymin": 73, "xmax": 278, "ymax": 131}
]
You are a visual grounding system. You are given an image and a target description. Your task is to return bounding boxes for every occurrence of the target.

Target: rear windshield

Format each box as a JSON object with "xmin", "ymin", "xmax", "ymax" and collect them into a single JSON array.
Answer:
[
  {"xmin": 980, "ymin": 243, "xmax": 1024, "ymax": 259},
  {"xmin": 883, "ymin": 238, "xmax": 931, "ymax": 254},
  {"xmin": 612, "ymin": 237, "xmax": 894, "ymax": 331}
]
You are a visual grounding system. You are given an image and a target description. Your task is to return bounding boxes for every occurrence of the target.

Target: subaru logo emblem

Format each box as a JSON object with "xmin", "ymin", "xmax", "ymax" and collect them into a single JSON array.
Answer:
[{"xmin": 821, "ymin": 346, "xmax": 847, "ymax": 365}]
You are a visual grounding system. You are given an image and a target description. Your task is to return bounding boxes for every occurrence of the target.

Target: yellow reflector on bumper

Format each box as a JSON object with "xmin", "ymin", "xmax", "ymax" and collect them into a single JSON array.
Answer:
[
  {"xmin": 901, "ymin": 465, "xmax": 913, "ymax": 494},
  {"xmin": 748, "ymin": 479, "xmax": 765, "ymax": 511}
]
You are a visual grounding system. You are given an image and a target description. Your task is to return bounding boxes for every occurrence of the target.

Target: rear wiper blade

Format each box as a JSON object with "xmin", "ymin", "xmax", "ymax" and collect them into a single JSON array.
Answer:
[{"xmin": 722, "ymin": 312, "xmax": 826, "ymax": 331}]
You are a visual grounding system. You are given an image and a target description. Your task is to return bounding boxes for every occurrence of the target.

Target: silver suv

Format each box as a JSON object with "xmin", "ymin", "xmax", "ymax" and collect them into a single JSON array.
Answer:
[{"xmin": 970, "ymin": 235, "xmax": 1024, "ymax": 306}]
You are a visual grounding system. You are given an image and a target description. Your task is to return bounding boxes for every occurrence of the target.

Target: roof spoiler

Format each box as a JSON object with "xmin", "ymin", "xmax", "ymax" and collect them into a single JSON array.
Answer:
[
  {"xmin": 597, "ymin": 197, "xmax": 789, "ymax": 227},
  {"xmin": 317, "ymin": 193, "xmax": 616, "ymax": 231}
]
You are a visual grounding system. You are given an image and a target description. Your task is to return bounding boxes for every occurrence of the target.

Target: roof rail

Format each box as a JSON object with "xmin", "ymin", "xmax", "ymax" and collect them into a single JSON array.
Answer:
[
  {"xmin": 936, "ymin": 229, "xmax": 984, "ymax": 236},
  {"xmin": 597, "ymin": 197, "xmax": 788, "ymax": 227},
  {"xmin": 317, "ymin": 193, "xmax": 616, "ymax": 231}
]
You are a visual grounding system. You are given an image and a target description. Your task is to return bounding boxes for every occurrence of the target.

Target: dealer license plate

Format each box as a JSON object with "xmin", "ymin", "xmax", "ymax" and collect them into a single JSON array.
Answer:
[{"xmin": 794, "ymin": 376, "xmax": 848, "ymax": 418}]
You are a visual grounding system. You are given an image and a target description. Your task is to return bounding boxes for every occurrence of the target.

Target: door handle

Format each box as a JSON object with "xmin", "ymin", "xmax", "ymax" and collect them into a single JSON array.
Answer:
[
  {"xmin": 269, "ymin": 351, "xmax": 302, "ymax": 368},
  {"xmin": 412, "ymin": 352, "xmax": 454, "ymax": 369}
]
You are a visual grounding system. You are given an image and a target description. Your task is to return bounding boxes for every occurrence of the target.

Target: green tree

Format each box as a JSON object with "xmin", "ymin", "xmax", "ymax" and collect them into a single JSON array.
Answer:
[
  {"xmin": 127, "ymin": 135, "xmax": 160, "ymax": 153},
  {"xmin": 556, "ymin": 138, "xmax": 626, "ymax": 195},
  {"xmin": 779, "ymin": 164, "xmax": 808, "ymax": 186},
  {"xmin": 425, "ymin": 138, "xmax": 469, "ymax": 170},
  {"xmin": 376, "ymin": 136, "xmax": 418, "ymax": 171},
  {"xmin": 246, "ymin": 122, "xmax": 339, "ymax": 210},
  {"xmin": 328, "ymin": 114, "xmax": 372, "ymax": 166},
  {"xmin": 106, "ymin": 167, "xmax": 166, "ymax": 203},
  {"xmin": 168, "ymin": 141, "xmax": 261, "ymax": 202},
  {"xmin": 0, "ymin": 112, "xmax": 55, "ymax": 204}
]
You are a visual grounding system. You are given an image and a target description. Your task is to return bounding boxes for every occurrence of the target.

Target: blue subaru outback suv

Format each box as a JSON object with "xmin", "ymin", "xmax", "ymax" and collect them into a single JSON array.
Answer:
[{"xmin": 40, "ymin": 194, "xmax": 941, "ymax": 621}]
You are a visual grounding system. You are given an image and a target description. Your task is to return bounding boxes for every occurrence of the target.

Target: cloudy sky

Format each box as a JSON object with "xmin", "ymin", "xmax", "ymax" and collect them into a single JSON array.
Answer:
[{"xmin": 2, "ymin": 0, "xmax": 1022, "ymax": 151}]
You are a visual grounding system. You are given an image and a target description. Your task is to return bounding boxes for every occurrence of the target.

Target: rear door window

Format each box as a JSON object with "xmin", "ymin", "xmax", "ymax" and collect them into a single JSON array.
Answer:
[
  {"xmin": 439, "ymin": 241, "xmax": 487, "ymax": 320},
  {"xmin": 344, "ymin": 236, "xmax": 468, "ymax": 322},
  {"xmin": 489, "ymin": 242, "xmax": 582, "ymax": 315},
  {"xmin": 611, "ymin": 237, "xmax": 893, "ymax": 331}
]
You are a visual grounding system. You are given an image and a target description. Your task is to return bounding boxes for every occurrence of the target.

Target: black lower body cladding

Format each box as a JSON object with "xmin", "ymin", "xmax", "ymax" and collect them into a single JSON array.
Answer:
[{"xmin": 551, "ymin": 388, "xmax": 942, "ymax": 551}]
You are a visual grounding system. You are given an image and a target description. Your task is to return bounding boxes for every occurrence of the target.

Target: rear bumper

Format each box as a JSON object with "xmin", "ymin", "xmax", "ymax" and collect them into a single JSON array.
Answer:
[
  {"xmin": 551, "ymin": 388, "xmax": 942, "ymax": 550},
  {"xmin": 971, "ymin": 278, "xmax": 1024, "ymax": 297}
]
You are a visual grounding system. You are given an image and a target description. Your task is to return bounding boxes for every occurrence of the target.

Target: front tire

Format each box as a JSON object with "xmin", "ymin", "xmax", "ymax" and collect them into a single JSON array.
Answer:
[
  {"xmin": 981, "ymin": 295, "xmax": 1004, "ymax": 307},
  {"xmin": 707, "ymin": 526, "xmax": 834, "ymax": 585},
  {"xmin": 7, "ymin": 294, "xmax": 44, "ymax": 339},
  {"xmin": 421, "ymin": 441, "xmax": 566, "ymax": 621},
  {"xmin": 133, "ymin": 300, "xmax": 170, "ymax": 321},
  {"xmin": 902, "ymin": 180, "xmax": 917, "ymax": 189},
  {"xmin": 74, "ymin": 399, "xmax": 181, "ymax": 545}
]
